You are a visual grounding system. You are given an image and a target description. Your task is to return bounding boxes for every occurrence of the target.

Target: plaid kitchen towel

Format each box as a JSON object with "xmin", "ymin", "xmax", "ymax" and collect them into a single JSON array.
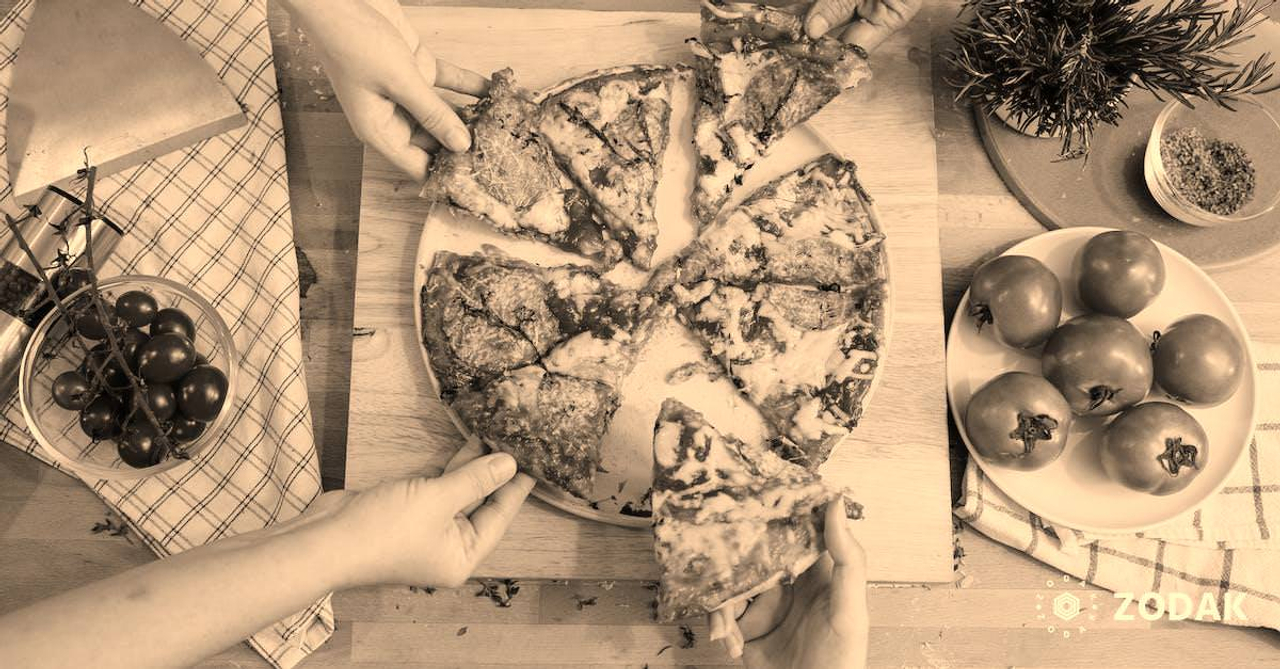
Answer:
[
  {"xmin": 0, "ymin": 1, "xmax": 332, "ymax": 667},
  {"xmin": 957, "ymin": 341, "xmax": 1280, "ymax": 632}
]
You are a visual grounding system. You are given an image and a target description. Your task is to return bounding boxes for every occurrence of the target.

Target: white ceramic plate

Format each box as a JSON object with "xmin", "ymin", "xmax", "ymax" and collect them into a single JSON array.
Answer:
[
  {"xmin": 946, "ymin": 227, "xmax": 1258, "ymax": 534},
  {"xmin": 414, "ymin": 68, "xmax": 890, "ymax": 527}
]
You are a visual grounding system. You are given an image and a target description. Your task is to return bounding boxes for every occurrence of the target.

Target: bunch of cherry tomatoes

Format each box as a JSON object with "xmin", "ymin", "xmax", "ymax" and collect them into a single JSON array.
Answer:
[
  {"xmin": 48, "ymin": 276, "xmax": 229, "ymax": 469},
  {"xmin": 964, "ymin": 230, "xmax": 1245, "ymax": 496}
]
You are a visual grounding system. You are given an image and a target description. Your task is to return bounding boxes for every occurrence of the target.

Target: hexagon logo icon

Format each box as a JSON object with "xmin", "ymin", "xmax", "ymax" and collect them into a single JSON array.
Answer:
[{"xmin": 1053, "ymin": 592, "xmax": 1082, "ymax": 622}]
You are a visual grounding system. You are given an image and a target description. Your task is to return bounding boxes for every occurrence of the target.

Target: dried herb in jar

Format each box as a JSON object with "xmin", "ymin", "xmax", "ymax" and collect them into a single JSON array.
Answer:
[{"xmin": 1159, "ymin": 127, "xmax": 1256, "ymax": 216}]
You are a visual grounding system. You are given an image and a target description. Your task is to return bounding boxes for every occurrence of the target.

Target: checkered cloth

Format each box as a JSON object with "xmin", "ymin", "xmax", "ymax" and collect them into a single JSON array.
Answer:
[
  {"xmin": 957, "ymin": 341, "xmax": 1280, "ymax": 631},
  {"xmin": 0, "ymin": 1, "xmax": 331, "ymax": 667}
]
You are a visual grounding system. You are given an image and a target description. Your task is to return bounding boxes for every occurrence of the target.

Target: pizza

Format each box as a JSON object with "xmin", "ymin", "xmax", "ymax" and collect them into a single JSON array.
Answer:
[
  {"xmin": 651, "ymin": 399, "xmax": 857, "ymax": 622},
  {"xmin": 420, "ymin": 250, "xmax": 661, "ymax": 498},
  {"xmin": 538, "ymin": 66, "xmax": 687, "ymax": 269},
  {"xmin": 654, "ymin": 154, "xmax": 888, "ymax": 468},
  {"xmin": 688, "ymin": 3, "xmax": 871, "ymax": 223},
  {"xmin": 421, "ymin": 69, "xmax": 624, "ymax": 266}
]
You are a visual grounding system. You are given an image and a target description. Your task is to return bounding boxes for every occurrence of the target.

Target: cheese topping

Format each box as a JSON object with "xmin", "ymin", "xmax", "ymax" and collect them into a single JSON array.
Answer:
[{"xmin": 543, "ymin": 333, "xmax": 629, "ymax": 386}]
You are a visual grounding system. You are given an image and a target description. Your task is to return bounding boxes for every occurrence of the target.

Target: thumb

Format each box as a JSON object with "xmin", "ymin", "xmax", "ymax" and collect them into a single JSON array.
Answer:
[
  {"xmin": 434, "ymin": 452, "xmax": 519, "ymax": 512},
  {"xmin": 806, "ymin": 0, "xmax": 861, "ymax": 39}
]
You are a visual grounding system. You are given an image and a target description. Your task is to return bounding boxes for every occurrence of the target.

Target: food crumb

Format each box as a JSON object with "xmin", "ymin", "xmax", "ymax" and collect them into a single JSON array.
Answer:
[
  {"xmin": 573, "ymin": 595, "xmax": 599, "ymax": 611},
  {"xmin": 456, "ymin": 626, "xmax": 468, "ymax": 636},
  {"xmin": 679, "ymin": 624, "xmax": 696, "ymax": 649}
]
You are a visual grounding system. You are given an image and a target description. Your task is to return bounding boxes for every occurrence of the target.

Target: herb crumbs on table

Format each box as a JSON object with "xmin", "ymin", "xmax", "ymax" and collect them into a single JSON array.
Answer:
[{"xmin": 679, "ymin": 624, "xmax": 696, "ymax": 648}]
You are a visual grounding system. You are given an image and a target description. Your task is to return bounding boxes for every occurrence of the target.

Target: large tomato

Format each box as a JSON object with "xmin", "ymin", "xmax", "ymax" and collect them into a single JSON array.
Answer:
[
  {"xmin": 964, "ymin": 372, "xmax": 1073, "ymax": 471},
  {"xmin": 1077, "ymin": 230, "xmax": 1166, "ymax": 318},
  {"xmin": 1042, "ymin": 314, "xmax": 1153, "ymax": 416},
  {"xmin": 1100, "ymin": 402, "xmax": 1207, "ymax": 495},
  {"xmin": 967, "ymin": 255, "xmax": 1063, "ymax": 349},
  {"xmin": 1152, "ymin": 314, "xmax": 1245, "ymax": 406}
]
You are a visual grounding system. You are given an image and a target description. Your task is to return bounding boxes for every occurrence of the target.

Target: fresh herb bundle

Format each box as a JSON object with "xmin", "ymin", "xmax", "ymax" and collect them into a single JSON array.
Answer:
[{"xmin": 947, "ymin": 0, "xmax": 1277, "ymax": 158}]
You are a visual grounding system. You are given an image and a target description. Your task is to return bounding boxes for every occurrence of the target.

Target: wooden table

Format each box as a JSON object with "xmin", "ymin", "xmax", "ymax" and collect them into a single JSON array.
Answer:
[{"xmin": 1, "ymin": 1, "xmax": 1278, "ymax": 667}]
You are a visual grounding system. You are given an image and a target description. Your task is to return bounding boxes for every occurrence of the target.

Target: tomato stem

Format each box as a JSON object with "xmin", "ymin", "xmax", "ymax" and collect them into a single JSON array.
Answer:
[
  {"xmin": 969, "ymin": 303, "xmax": 993, "ymax": 333},
  {"xmin": 1008, "ymin": 412, "xmax": 1060, "ymax": 456},
  {"xmin": 1157, "ymin": 437, "xmax": 1200, "ymax": 476},
  {"xmin": 1150, "ymin": 330, "xmax": 1162, "ymax": 355}
]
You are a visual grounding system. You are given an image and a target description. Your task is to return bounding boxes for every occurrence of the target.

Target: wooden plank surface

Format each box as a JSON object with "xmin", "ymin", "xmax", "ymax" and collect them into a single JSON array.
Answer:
[
  {"xmin": 345, "ymin": 6, "xmax": 954, "ymax": 584},
  {"xmin": 1, "ymin": 1, "xmax": 1278, "ymax": 667}
]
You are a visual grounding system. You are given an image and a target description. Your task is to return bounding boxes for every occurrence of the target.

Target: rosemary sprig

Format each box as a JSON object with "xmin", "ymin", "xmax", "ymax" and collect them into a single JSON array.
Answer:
[{"xmin": 946, "ymin": 0, "xmax": 1277, "ymax": 158}]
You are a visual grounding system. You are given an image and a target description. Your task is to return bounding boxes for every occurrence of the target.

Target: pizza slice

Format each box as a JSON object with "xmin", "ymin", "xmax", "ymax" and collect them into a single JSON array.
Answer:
[
  {"xmin": 651, "ymin": 399, "xmax": 855, "ymax": 622},
  {"xmin": 452, "ymin": 365, "xmax": 618, "ymax": 499},
  {"xmin": 672, "ymin": 280, "xmax": 886, "ymax": 468},
  {"xmin": 652, "ymin": 154, "xmax": 886, "ymax": 292},
  {"xmin": 421, "ymin": 69, "xmax": 624, "ymax": 266},
  {"xmin": 421, "ymin": 250, "xmax": 662, "ymax": 498},
  {"xmin": 688, "ymin": 20, "xmax": 871, "ymax": 223},
  {"xmin": 538, "ymin": 65, "xmax": 686, "ymax": 269}
]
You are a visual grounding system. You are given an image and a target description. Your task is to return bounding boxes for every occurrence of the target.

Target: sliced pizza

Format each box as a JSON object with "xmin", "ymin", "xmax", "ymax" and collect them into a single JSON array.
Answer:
[
  {"xmin": 653, "ymin": 154, "xmax": 886, "ymax": 291},
  {"xmin": 651, "ymin": 399, "xmax": 853, "ymax": 622},
  {"xmin": 421, "ymin": 250, "xmax": 661, "ymax": 498},
  {"xmin": 421, "ymin": 69, "xmax": 624, "ymax": 266},
  {"xmin": 672, "ymin": 280, "xmax": 885, "ymax": 468},
  {"xmin": 687, "ymin": 21, "xmax": 871, "ymax": 223},
  {"xmin": 452, "ymin": 365, "xmax": 618, "ymax": 499},
  {"xmin": 538, "ymin": 65, "xmax": 686, "ymax": 269}
]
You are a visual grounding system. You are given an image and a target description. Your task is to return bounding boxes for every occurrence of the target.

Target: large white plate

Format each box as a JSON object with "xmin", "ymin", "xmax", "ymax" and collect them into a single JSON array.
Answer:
[
  {"xmin": 414, "ymin": 68, "xmax": 890, "ymax": 527},
  {"xmin": 946, "ymin": 227, "xmax": 1258, "ymax": 534}
]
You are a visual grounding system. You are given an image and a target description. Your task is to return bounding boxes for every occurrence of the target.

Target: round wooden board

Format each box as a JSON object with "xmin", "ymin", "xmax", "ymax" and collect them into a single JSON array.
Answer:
[
  {"xmin": 946, "ymin": 227, "xmax": 1258, "ymax": 534},
  {"xmin": 414, "ymin": 69, "xmax": 891, "ymax": 527},
  {"xmin": 975, "ymin": 90, "xmax": 1280, "ymax": 269}
]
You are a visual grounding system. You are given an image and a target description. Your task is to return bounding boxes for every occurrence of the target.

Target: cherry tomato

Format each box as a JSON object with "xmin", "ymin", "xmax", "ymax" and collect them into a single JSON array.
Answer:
[
  {"xmin": 74, "ymin": 308, "xmax": 109, "ymax": 340},
  {"xmin": 136, "ymin": 333, "xmax": 196, "ymax": 384},
  {"xmin": 117, "ymin": 418, "xmax": 168, "ymax": 468},
  {"xmin": 51, "ymin": 371, "xmax": 93, "ymax": 410},
  {"xmin": 1100, "ymin": 402, "xmax": 1207, "ymax": 495},
  {"xmin": 114, "ymin": 290, "xmax": 158, "ymax": 328},
  {"xmin": 1152, "ymin": 314, "xmax": 1245, "ymax": 406},
  {"xmin": 150, "ymin": 308, "xmax": 196, "ymax": 340},
  {"xmin": 128, "ymin": 383, "xmax": 177, "ymax": 422},
  {"xmin": 1042, "ymin": 314, "xmax": 1153, "ymax": 416},
  {"xmin": 967, "ymin": 255, "xmax": 1062, "ymax": 348},
  {"xmin": 168, "ymin": 415, "xmax": 207, "ymax": 443},
  {"xmin": 964, "ymin": 371, "xmax": 1074, "ymax": 471},
  {"xmin": 177, "ymin": 365, "xmax": 228, "ymax": 422},
  {"xmin": 80, "ymin": 345, "xmax": 131, "ymax": 391},
  {"xmin": 1078, "ymin": 230, "xmax": 1165, "ymax": 318},
  {"xmin": 79, "ymin": 394, "xmax": 122, "ymax": 440},
  {"xmin": 51, "ymin": 268, "xmax": 92, "ymax": 298},
  {"xmin": 118, "ymin": 329, "xmax": 150, "ymax": 371}
]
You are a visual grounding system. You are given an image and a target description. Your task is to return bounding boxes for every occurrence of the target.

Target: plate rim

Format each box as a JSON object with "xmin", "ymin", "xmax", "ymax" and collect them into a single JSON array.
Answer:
[{"xmin": 946, "ymin": 226, "xmax": 1260, "ymax": 535}]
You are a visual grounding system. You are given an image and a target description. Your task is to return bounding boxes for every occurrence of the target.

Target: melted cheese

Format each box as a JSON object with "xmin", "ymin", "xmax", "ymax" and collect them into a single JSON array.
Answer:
[
  {"xmin": 523, "ymin": 195, "xmax": 571, "ymax": 235},
  {"xmin": 543, "ymin": 332, "xmax": 629, "ymax": 386}
]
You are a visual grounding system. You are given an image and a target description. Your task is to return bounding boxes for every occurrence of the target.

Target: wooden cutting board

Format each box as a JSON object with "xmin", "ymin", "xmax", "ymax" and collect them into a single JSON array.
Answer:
[{"xmin": 347, "ymin": 7, "xmax": 953, "ymax": 583}]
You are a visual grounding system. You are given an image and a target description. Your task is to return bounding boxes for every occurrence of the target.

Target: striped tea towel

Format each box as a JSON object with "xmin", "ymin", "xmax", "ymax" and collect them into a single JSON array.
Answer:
[
  {"xmin": 957, "ymin": 341, "xmax": 1280, "ymax": 632},
  {"xmin": 0, "ymin": 1, "xmax": 331, "ymax": 667}
]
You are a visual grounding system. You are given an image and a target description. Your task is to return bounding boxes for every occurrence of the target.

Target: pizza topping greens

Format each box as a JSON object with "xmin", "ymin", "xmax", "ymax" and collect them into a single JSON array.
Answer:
[
  {"xmin": 421, "ymin": 69, "xmax": 624, "ymax": 266},
  {"xmin": 539, "ymin": 66, "xmax": 686, "ymax": 269},
  {"xmin": 651, "ymin": 399, "xmax": 853, "ymax": 622}
]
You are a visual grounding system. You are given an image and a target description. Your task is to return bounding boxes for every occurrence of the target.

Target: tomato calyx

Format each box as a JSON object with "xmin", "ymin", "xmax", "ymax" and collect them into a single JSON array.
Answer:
[
  {"xmin": 1087, "ymin": 386, "xmax": 1118, "ymax": 411},
  {"xmin": 1150, "ymin": 330, "xmax": 1162, "ymax": 355},
  {"xmin": 1007, "ymin": 412, "xmax": 1060, "ymax": 457},
  {"xmin": 968, "ymin": 302, "xmax": 994, "ymax": 333},
  {"xmin": 1156, "ymin": 437, "xmax": 1200, "ymax": 476}
]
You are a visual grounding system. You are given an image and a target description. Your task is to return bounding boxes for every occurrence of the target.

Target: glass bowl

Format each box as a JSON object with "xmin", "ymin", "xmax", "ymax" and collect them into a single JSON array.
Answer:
[
  {"xmin": 1144, "ymin": 98, "xmax": 1280, "ymax": 227},
  {"xmin": 18, "ymin": 275, "xmax": 238, "ymax": 480}
]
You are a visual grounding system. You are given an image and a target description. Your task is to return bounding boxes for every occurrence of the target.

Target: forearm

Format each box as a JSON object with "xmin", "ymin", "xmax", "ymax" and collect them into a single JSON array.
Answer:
[{"xmin": 0, "ymin": 511, "xmax": 353, "ymax": 668}]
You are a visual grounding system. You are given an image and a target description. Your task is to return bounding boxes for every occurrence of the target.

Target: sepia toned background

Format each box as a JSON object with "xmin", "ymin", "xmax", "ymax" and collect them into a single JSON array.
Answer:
[{"xmin": 2, "ymin": 1, "xmax": 1279, "ymax": 667}]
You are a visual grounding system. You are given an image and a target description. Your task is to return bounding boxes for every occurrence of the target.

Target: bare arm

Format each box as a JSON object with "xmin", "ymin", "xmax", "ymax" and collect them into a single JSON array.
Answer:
[{"xmin": 0, "ymin": 453, "xmax": 532, "ymax": 668}]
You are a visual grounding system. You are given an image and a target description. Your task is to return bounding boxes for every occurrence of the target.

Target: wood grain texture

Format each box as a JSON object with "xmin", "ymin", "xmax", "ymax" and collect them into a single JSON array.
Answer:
[
  {"xmin": 2, "ymin": 1, "xmax": 1279, "ymax": 668},
  {"xmin": 345, "ymin": 6, "xmax": 954, "ymax": 585}
]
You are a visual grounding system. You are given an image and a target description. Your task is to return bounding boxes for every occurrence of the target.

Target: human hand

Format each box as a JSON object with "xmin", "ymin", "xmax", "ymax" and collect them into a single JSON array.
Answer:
[
  {"xmin": 708, "ymin": 502, "xmax": 870, "ymax": 669},
  {"xmin": 319, "ymin": 449, "xmax": 535, "ymax": 589},
  {"xmin": 281, "ymin": 0, "xmax": 489, "ymax": 181},
  {"xmin": 804, "ymin": 0, "xmax": 923, "ymax": 52}
]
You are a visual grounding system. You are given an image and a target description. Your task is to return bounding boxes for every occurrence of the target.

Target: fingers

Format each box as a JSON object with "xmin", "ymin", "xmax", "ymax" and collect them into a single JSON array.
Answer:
[
  {"xmin": 433, "ymin": 58, "xmax": 491, "ymax": 97},
  {"xmin": 825, "ymin": 501, "xmax": 870, "ymax": 633},
  {"xmin": 392, "ymin": 73, "xmax": 472, "ymax": 153},
  {"xmin": 840, "ymin": 0, "xmax": 921, "ymax": 52},
  {"xmin": 435, "ymin": 452, "xmax": 519, "ymax": 512},
  {"xmin": 805, "ymin": 0, "xmax": 860, "ymax": 39},
  {"xmin": 370, "ymin": 136, "xmax": 432, "ymax": 183},
  {"xmin": 461, "ymin": 473, "xmax": 536, "ymax": 561},
  {"xmin": 840, "ymin": 18, "xmax": 894, "ymax": 53},
  {"xmin": 446, "ymin": 436, "xmax": 488, "ymax": 515}
]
